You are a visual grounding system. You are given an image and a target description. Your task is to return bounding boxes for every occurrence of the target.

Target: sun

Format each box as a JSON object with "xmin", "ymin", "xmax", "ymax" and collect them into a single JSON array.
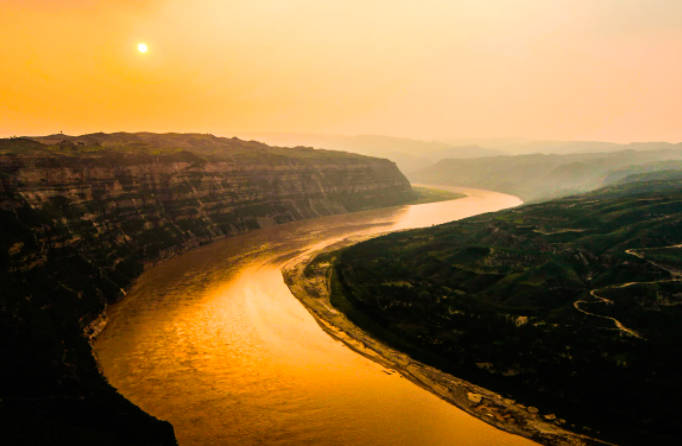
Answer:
[{"xmin": 137, "ymin": 42, "xmax": 148, "ymax": 54}]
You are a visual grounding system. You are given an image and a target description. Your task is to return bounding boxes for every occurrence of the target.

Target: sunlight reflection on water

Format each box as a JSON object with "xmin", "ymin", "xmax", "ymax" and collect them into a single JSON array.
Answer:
[{"xmin": 95, "ymin": 187, "xmax": 530, "ymax": 446}]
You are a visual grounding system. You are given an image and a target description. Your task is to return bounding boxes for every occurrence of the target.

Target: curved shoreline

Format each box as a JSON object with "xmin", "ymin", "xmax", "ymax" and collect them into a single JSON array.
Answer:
[
  {"xmin": 94, "ymin": 185, "xmax": 583, "ymax": 445},
  {"xmin": 282, "ymin": 238, "xmax": 613, "ymax": 446}
]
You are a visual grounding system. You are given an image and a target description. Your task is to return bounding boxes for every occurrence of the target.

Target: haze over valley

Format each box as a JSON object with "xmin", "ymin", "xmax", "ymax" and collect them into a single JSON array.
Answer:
[{"xmin": 2, "ymin": 1, "xmax": 681, "ymax": 446}]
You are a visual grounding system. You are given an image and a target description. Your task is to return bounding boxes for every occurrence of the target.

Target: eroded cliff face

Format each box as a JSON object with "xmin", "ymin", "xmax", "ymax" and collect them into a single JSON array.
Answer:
[
  {"xmin": 2, "ymin": 149, "xmax": 413, "ymax": 280},
  {"xmin": 0, "ymin": 135, "xmax": 414, "ymax": 445}
]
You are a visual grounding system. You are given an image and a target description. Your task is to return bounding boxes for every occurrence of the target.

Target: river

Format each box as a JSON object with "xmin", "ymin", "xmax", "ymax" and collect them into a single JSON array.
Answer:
[{"xmin": 94, "ymin": 187, "xmax": 532, "ymax": 446}]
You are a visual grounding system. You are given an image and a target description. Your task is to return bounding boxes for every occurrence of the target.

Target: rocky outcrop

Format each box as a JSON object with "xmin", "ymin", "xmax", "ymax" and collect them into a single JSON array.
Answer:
[{"xmin": 0, "ymin": 133, "xmax": 414, "ymax": 445}]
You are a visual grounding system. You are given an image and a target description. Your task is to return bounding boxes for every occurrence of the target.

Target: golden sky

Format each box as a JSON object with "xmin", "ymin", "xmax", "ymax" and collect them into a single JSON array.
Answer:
[{"xmin": 1, "ymin": 0, "xmax": 681, "ymax": 142}]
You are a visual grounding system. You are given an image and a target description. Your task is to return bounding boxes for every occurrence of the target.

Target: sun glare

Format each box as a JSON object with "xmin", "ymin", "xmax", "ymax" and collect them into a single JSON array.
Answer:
[{"xmin": 137, "ymin": 42, "xmax": 148, "ymax": 53}]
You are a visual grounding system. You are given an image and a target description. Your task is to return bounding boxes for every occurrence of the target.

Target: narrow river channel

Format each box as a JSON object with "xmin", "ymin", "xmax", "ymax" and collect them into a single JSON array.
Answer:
[{"xmin": 94, "ymin": 187, "xmax": 532, "ymax": 445}]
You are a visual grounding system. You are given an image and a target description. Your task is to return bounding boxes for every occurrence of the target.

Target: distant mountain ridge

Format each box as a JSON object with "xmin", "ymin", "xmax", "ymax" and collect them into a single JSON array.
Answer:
[
  {"xmin": 411, "ymin": 147, "xmax": 682, "ymax": 202},
  {"xmin": 237, "ymin": 132, "xmax": 681, "ymax": 168},
  {"xmin": 441, "ymin": 139, "xmax": 681, "ymax": 155},
  {"xmin": 234, "ymin": 132, "xmax": 504, "ymax": 172}
]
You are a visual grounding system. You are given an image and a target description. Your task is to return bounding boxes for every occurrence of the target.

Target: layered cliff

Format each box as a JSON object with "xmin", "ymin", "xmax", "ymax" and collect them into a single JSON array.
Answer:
[{"xmin": 0, "ymin": 133, "xmax": 415, "ymax": 445}]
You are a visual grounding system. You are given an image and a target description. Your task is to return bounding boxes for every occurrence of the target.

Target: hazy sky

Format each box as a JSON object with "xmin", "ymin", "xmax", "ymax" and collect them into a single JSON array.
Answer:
[{"xmin": 1, "ymin": 0, "xmax": 681, "ymax": 142}]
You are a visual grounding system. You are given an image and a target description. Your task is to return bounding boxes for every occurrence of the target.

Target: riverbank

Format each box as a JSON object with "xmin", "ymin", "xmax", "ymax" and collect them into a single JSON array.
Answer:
[
  {"xmin": 1, "ymin": 133, "xmax": 422, "ymax": 444},
  {"xmin": 87, "ymin": 184, "xmax": 460, "ymax": 345},
  {"xmin": 409, "ymin": 186, "xmax": 466, "ymax": 204},
  {"xmin": 94, "ymin": 186, "xmax": 537, "ymax": 445},
  {"xmin": 282, "ymin": 239, "xmax": 612, "ymax": 446}
]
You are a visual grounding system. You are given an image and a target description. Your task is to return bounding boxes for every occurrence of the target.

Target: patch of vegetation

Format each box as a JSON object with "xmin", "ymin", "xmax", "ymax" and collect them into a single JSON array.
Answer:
[
  {"xmin": 408, "ymin": 186, "xmax": 465, "ymax": 204},
  {"xmin": 637, "ymin": 247, "xmax": 682, "ymax": 271},
  {"xmin": 331, "ymin": 178, "xmax": 682, "ymax": 445}
]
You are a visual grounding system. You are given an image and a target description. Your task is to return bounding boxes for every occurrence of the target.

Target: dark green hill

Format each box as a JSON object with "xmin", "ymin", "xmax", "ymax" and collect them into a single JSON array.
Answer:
[{"xmin": 331, "ymin": 178, "xmax": 682, "ymax": 444}]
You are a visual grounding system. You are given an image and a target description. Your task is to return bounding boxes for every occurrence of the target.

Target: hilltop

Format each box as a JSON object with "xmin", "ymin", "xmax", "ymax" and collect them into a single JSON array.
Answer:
[{"xmin": 0, "ymin": 132, "xmax": 378, "ymax": 161}]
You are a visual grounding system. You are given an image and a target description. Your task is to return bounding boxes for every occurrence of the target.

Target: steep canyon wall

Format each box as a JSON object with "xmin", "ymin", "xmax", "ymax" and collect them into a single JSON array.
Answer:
[{"xmin": 0, "ymin": 134, "xmax": 414, "ymax": 445}]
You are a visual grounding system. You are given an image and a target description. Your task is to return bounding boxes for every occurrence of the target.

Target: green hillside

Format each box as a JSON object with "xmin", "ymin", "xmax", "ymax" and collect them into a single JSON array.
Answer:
[{"xmin": 329, "ymin": 177, "xmax": 682, "ymax": 444}]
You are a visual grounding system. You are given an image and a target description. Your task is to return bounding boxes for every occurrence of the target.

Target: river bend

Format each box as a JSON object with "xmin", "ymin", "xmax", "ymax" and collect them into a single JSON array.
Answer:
[{"xmin": 94, "ymin": 187, "xmax": 532, "ymax": 446}]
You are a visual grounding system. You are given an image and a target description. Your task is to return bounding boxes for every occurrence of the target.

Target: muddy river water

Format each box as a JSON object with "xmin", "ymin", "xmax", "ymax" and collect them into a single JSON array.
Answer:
[{"xmin": 94, "ymin": 187, "xmax": 533, "ymax": 445}]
